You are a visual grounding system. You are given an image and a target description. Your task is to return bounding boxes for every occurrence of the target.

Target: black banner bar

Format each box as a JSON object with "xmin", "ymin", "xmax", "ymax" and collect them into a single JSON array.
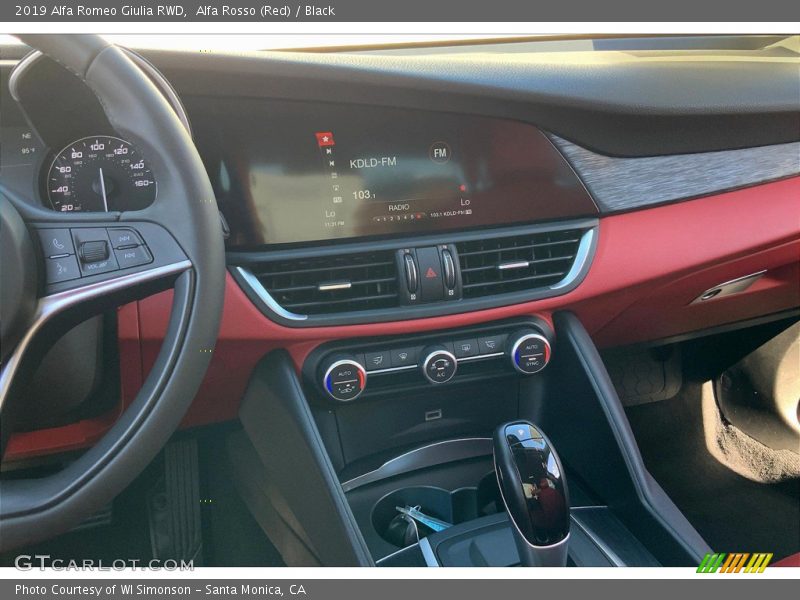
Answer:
[
  {"xmin": 2, "ymin": 579, "xmax": 797, "ymax": 600},
  {"xmin": 2, "ymin": 0, "xmax": 800, "ymax": 22}
]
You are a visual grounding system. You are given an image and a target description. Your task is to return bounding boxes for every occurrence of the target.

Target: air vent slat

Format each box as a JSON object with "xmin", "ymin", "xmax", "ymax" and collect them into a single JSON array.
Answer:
[
  {"xmin": 457, "ymin": 238, "xmax": 580, "ymax": 258},
  {"xmin": 456, "ymin": 228, "xmax": 587, "ymax": 300},
  {"xmin": 270, "ymin": 276, "xmax": 397, "ymax": 294},
  {"xmin": 255, "ymin": 260, "xmax": 395, "ymax": 278},
  {"xmin": 462, "ymin": 272, "xmax": 566, "ymax": 290},
  {"xmin": 460, "ymin": 254, "xmax": 575, "ymax": 274},
  {"xmin": 283, "ymin": 293, "xmax": 399, "ymax": 311},
  {"xmin": 253, "ymin": 249, "xmax": 399, "ymax": 315}
]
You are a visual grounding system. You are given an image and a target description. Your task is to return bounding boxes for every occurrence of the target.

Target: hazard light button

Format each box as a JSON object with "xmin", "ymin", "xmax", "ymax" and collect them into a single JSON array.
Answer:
[{"xmin": 416, "ymin": 246, "xmax": 445, "ymax": 301}]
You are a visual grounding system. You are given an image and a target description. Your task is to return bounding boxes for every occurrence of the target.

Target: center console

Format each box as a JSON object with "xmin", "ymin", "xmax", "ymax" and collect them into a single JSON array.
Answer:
[{"xmin": 231, "ymin": 312, "xmax": 711, "ymax": 567}]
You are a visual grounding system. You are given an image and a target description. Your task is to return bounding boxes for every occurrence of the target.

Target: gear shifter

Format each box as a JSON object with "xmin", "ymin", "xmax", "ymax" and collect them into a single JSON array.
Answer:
[{"xmin": 493, "ymin": 421, "xmax": 570, "ymax": 566}]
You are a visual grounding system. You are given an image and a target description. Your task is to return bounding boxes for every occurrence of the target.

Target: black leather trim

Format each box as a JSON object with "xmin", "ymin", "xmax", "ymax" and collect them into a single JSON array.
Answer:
[
  {"xmin": 0, "ymin": 196, "xmax": 36, "ymax": 362},
  {"xmin": 15, "ymin": 34, "xmax": 108, "ymax": 80},
  {"xmin": 238, "ymin": 350, "xmax": 374, "ymax": 567}
]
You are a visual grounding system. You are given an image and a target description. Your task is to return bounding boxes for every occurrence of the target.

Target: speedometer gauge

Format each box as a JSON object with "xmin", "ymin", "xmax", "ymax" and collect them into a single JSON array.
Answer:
[{"xmin": 46, "ymin": 136, "xmax": 156, "ymax": 212}]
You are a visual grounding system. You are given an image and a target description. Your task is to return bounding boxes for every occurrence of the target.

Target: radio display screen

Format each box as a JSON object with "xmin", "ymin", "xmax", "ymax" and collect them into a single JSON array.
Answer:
[{"xmin": 188, "ymin": 98, "xmax": 596, "ymax": 246}]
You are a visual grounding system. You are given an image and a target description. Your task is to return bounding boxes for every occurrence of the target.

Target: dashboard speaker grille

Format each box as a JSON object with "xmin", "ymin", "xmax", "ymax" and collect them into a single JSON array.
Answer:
[
  {"xmin": 253, "ymin": 250, "xmax": 399, "ymax": 315},
  {"xmin": 456, "ymin": 228, "xmax": 587, "ymax": 299}
]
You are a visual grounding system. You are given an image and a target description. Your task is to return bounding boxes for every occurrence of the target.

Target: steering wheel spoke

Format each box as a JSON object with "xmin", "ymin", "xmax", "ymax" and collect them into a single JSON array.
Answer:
[{"xmin": 0, "ymin": 217, "xmax": 191, "ymax": 414}]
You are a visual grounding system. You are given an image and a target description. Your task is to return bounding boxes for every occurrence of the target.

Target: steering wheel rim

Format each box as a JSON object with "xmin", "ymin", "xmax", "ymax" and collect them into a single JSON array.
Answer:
[{"xmin": 0, "ymin": 35, "xmax": 225, "ymax": 550}]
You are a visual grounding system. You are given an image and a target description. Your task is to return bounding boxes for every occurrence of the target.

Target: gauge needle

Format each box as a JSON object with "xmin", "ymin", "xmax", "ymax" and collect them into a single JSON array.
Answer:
[{"xmin": 99, "ymin": 167, "xmax": 109, "ymax": 212}]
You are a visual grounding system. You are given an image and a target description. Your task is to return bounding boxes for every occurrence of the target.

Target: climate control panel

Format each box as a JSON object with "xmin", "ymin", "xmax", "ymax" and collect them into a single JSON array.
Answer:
[{"xmin": 307, "ymin": 319, "xmax": 553, "ymax": 403}]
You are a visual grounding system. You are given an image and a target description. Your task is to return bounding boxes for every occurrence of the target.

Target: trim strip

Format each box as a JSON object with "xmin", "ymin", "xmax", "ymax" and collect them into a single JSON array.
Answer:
[
  {"xmin": 234, "ymin": 266, "xmax": 307, "ymax": 321},
  {"xmin": 551, "ymin": 134, "xmax": 800, "ymax": 213},
  {"xmin": 341, "ymin": 437, "xmax": 493, "ymax": 492},
  {"xmin": 550, "ymin": 228, "xmax": 594, "ymax": 290},
  {"xmin": 364, "ymin": 351, "xmax": 505, "ymax": 376},
  {"xmin": 418, "ymin": 537, "xmax": 440, "ymax": 567},
  {"xmin": 570, "ymin": 508, "xmax": 627, "ymax": 567}
]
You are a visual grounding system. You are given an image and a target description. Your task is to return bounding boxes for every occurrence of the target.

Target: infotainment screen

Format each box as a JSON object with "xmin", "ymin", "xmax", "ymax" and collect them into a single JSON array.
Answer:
[{"xmin": 187, "ymin": 98, "xmax": 596, "ymax": 246}]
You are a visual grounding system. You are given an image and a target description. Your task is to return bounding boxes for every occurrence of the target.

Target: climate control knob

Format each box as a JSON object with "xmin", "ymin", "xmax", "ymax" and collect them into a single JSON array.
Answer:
[
  {"xmin": 421, "ymin": 345, "xmax": 458, "ymax": 384},
  {"xmin": 322, "ymin": 357, "xmax": 367, "ymax": 402},
  {"xmin": 508, "ymin": 329, "xmax": 552, "ymax": 375}
]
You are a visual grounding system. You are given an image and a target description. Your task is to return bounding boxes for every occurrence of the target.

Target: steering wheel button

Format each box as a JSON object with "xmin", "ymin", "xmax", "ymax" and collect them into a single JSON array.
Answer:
[
  {"xmin": 81, "ymin": 258, "xmax": 118, "ymax": 275},
  {"xmin": 115, "ymin": 245, "xmax": 153, "ymax": 269},
  {"xmin": 45, "ymin": 255, "xmax": 81, "ymax": 283},
  {"xmin": 108, "ymin": 228, "xmax": 143, "ymax": 249},
  {"xmin": 37, "ymin": 228, "xmax": 75, "ymax": 257},
  {"xmin": 79, "ymin": 240, "xmax": 110, "ymax": 263}
]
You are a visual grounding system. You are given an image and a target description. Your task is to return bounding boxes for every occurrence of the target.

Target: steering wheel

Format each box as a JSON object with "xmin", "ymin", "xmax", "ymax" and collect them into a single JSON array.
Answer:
[{"xmin": 0, "ymin": 35, "xmax": 225, "ymax": 550}]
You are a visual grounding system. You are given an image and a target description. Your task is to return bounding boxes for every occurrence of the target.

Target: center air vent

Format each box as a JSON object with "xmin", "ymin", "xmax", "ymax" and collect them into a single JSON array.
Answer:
[
  {"xmin": 456, "ymin": 228, "xmax": 587, "ymax": 299},
  {"xmin": 234, "ymin": 221, "xmax": 596, "ymax": 325},
  {"xmin": 252, "ymin": 250, "xmax": 399, "ymax": 315}
]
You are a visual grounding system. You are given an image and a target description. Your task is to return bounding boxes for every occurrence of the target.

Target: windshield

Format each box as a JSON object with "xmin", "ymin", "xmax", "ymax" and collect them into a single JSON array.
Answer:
[{"xmin": 0, "ymin": 34, "xmax": 793, "ymax": 54}]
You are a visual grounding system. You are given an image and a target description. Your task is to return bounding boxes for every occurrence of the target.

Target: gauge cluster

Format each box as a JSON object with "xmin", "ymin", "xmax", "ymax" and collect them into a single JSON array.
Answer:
[
  {"xmin": 0, "ymin": 55, "xmax": 159, "ymax": 215},
  {"xmin": 46, "ymin": 136, "xmax": 156, "ymax": 212}
]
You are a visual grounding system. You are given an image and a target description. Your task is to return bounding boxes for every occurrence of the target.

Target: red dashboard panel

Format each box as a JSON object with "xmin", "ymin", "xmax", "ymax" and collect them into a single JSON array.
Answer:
[{"xmin": 5, "ymin": 176, "xmax": 799, "ymax": 461}]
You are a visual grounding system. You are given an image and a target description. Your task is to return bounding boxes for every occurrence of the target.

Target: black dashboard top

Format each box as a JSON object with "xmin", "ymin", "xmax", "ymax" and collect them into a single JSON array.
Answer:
[{"xmin": 138, "ymin": 45, "xmax": 800, "ymax": 157}]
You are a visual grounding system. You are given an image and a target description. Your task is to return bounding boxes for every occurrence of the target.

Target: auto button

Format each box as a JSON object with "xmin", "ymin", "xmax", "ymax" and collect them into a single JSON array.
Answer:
[
  {"xmin": 323, "ymin": 358, "xmax": 367, "ymax": 402},
  {"xmin": 508, "ymin": 329, "xmax": 552, "ymax": 375}
]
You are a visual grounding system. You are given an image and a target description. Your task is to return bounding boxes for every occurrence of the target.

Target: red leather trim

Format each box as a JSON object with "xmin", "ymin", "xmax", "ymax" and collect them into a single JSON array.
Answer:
[{"xmin": 6, "ymin": 176, "xmax": 800, "ymax": 459}]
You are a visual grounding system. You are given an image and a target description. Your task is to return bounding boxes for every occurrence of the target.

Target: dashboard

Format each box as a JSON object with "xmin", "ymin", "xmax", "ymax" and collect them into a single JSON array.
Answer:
[{"xmin": 1, "ymin": 42, "xmax": 799, "ymax": 461}]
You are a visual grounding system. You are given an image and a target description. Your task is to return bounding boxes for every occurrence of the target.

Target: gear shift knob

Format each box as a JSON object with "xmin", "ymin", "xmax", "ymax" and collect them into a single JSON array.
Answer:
[{"xmin": 493, "ymin": 421, "xmax": 570, "ymax": 566}]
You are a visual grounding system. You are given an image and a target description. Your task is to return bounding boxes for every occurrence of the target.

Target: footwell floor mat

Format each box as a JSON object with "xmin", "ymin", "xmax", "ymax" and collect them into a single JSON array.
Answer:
[{"xmin": 626, "ymin": 381, "xmax": 800, "ymax": 561}]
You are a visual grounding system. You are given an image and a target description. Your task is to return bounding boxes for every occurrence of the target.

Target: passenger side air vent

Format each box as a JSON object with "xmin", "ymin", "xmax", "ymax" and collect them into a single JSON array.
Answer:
[
  {"xmin": 456, "ymin": 228, "xmax": 587, "ymax": 299},
  {"xmin": 252, "ymin": 250, "xmax": 399, "ymax": 315}
]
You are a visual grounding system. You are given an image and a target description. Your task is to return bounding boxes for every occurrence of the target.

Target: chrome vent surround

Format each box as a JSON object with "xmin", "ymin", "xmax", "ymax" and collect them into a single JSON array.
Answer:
[
  {"xmin": 456, "ymin": 228, "xmax": 588, "ymax": 299},
  {"xmin": 251, "ymin": 250, "xmax": 399, "ymax": 315},
  {"xmin": 233, "ymin": 221, "xmax": 597, "ymax": 325}
]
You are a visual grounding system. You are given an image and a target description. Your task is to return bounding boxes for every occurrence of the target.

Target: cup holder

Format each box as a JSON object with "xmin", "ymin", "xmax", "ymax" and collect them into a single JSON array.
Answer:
[{"xmin": 372, "ymin": 472, "xmax": 503, "ymax": 548}]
